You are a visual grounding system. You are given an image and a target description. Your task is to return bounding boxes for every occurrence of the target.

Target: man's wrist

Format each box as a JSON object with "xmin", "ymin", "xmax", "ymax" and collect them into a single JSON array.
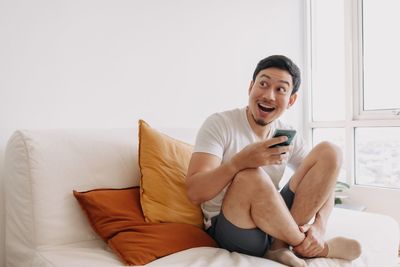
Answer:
[{"xmin": 228, "ymin": 155, "xmax": 242, "ymax": 176}]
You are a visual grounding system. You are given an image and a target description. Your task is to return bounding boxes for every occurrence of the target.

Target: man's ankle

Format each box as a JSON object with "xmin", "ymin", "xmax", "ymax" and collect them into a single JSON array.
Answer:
[{"xmin": 270, "ymin": 239, "xmax": 289, "ymax": 250}]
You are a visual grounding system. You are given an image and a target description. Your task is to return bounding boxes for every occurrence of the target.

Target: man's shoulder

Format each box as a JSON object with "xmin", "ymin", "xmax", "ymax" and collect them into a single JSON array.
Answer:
[
  {"xmin": 206, "ymin": 107, "xmax": 245, "ymax": 123},
  {"xmin": 199, "ymin": 107, "xmax": 247, "ymax": 136}
]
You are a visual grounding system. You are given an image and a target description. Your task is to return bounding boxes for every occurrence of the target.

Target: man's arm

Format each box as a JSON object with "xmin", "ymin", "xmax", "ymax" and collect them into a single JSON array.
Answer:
[
  {"xmin": 186, "ymin": 152, "xmax": 239, "ymax": 205},
  {"xmin": 186, "ymin": 136, "xmax": 290, "ymax": 205}
]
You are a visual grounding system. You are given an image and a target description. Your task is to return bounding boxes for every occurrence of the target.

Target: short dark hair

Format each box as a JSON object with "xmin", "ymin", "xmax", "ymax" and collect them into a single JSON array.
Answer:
[{"xmin": 252, "ymin": 55, "xmax": 301, "ymax": 95}]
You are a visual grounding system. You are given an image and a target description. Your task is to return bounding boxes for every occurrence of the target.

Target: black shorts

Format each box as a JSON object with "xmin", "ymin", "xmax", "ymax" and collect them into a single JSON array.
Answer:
[{"xmin": 206, "ymin": 182, "xmax": 295, "ymax": 257}]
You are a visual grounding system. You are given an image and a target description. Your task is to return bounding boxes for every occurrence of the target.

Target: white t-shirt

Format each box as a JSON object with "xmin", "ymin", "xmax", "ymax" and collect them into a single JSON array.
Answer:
[{"xmin": 193, "ymin": 107, "xmax": 309, "ymax": 229}]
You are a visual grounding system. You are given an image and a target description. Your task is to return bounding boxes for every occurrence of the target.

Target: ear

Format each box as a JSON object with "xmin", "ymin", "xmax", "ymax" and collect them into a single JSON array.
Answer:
[
  {"xmin": 287, "ymin": 93, "xmax": 297, "ymax": 109},
  {"xmin": 248, "ymin": 80, "xmax": 254, "ymax": 95}
]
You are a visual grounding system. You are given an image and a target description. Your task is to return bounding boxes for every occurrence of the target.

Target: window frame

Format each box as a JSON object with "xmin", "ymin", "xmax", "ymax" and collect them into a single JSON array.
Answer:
[
  {"xmin": 305, "ymin": 0, "xmax": 400, "ymax": 189},
  {"xmin": 354, "ymin": 0, "xmax": 400, "ymax": 120}
]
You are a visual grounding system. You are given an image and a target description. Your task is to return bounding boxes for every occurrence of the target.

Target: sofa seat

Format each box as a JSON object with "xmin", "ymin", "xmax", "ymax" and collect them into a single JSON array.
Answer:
[
  {"xmin": 4, "ymin": 129, "xmax": 399, "ymax": 267},
  {"xmin": 32, "ymin": 240, "xmax": 121, "ymax": 267},
  {"xmin": 22, "ymin": 208, "xmax": 399, "ymax": 267}
]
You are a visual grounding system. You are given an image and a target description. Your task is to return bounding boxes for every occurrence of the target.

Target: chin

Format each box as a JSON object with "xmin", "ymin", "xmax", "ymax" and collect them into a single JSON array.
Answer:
[
  {"xmin": 254, "ymin": 112, "xmax": 275, "ymax": 126},
  {"xmin": 255, "ymin": 119, "xmax": 272, "ymax": 126},
  {"xmin": 248, "ymin": 106, "xmax": 275, "ymax": 126}
]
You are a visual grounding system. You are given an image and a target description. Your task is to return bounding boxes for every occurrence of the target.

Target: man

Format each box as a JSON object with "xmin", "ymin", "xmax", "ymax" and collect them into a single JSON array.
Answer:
[{"xmin": 186, "ymin": 55, "xmax": 361, "ymax": 267}]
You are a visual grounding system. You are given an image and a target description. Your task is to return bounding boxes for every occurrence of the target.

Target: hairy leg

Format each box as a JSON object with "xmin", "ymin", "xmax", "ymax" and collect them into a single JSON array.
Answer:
[
  {"xmin": 221, "ymin": 168, "xmax": 307, "ymax": 266},
  {"xmin": 289, "ymin": 142, "xmax": 341, "ymax": 226},
  {"xmin": 221, "ymin": 168, "xmax": 305, "ymax": 247},
  {"xmin": 272, "ymin": 142, "xmax": 345, "ymax": 258},
  {"xmin": 221, "ymin": 141, "xmax": 360, "ymax": 263}
]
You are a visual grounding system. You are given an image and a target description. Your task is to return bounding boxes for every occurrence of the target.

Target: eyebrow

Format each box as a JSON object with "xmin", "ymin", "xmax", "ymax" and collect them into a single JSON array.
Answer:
[{"xmin": 259, "ymin": 74, "xmax": 291, "ymax": 87}]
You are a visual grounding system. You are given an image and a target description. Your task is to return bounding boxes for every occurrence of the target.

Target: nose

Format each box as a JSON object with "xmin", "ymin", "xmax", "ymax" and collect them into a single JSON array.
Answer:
[{"xmin": 263, "ymin": 88, "xmax": 276, "ymax": 101}]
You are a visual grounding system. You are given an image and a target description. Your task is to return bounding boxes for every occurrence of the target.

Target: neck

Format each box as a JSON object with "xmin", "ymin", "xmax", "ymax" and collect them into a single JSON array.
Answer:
[{"xmin": 246, "ymin": 107, "xmax": 272, "ymax": 139}]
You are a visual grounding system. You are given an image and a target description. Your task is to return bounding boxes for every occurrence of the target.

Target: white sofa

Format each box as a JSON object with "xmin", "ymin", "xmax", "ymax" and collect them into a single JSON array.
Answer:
[{"xmin": 4, "ymin": 128, "xmax": 399, "ymax": 267}]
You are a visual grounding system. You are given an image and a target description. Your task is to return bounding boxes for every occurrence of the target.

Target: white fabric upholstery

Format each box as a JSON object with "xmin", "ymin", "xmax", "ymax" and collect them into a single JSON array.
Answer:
[
  {"xmin": 5, "ymin": 129, "xmax": 139, "ymax": 266},
  {"xmin": 4, "ymin": 128, "xmax": 399, "ymax": 267}
]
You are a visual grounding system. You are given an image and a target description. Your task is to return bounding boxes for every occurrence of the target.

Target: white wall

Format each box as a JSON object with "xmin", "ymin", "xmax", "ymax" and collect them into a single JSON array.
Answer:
[{"xmin": 0, "ymin": 0, "xmax": 305, "ymax": 265}]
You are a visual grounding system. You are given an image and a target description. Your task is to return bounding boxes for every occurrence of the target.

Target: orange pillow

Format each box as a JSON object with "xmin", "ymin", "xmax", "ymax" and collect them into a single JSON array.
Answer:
[
  {"xmin": 74, "ymin": 186, "xmax": 216, "ymax": 265},
  {"xmin": 108, "ymin": 223, "xmax": 217, "ymax": 265},
  {"xmin": 73, "ymin": 187, "xmax": 144, "ymax": 241},
  {"xmin": 138, "ymin": 120, "xmax": 204, "ymax": 228}
]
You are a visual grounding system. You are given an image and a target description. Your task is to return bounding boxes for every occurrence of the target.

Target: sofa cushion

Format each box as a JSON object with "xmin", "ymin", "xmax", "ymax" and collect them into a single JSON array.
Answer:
[
  {"xmin": 138, "ymin": 120, "xmax": 203, "ymax": 228},
  {"xmin": 108, "ymin": 223, "xmax": 217, "ymax": 265},
  {"xmin": 5, "ymin": 129, "xmax": 140, "ymax": 249},
  {"xmin": 73, "ymin": 185, "xmax": 216, "ymax": 265},
  {"xmin": 73, "ymin": 187, "xmax": 144, "ymax": 241}
]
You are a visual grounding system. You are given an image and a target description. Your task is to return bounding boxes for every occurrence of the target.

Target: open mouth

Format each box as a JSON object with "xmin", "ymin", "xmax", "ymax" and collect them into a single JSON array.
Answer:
[{"xmin": 258, "ymin": 103, "xmax": 275, "ymax": 113}]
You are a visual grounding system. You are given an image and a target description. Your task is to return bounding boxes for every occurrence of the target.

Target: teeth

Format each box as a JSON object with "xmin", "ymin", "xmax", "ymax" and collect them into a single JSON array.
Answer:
[
  {"xmin": 258, "ymin": 103, "xmax": 275, "ymax": 112},
  {"xmin": 259, "ymin": 103, "xmax": 273, "ymax": 108}
]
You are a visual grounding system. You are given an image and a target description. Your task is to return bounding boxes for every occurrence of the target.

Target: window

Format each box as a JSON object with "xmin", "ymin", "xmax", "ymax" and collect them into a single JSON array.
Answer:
[
  {"xmin": 362, "ymin": 0, "xmax": 400, "ymax": 113},
  {"xmin": 355, "ymin": 127, "xmax": 400, "ymax": 188},
  {"xmin": 307, "ymin": 0, "xmax": 400, "ymax": 189}
]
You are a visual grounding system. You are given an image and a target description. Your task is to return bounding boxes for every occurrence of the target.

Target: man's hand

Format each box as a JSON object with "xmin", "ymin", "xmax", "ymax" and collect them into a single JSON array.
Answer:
[
  {"xmin": 292, "ymin": 224, "xmax": 325, "ymax": 258},
  {"xmin": 231, "ymin": 136, "xmax": 291, "ymax": 170}
]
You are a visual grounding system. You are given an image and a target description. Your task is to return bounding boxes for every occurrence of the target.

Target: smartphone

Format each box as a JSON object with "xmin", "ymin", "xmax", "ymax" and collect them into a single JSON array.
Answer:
[{"xmin": 269, "ymin": 129, "xmax": 297, "ymax": 148}]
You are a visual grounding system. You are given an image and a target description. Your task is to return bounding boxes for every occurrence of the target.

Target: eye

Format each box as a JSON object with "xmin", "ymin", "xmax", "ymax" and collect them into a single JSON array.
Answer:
[
  {"xmin": 278, "ymin": 87, "xmax": 287, "ymax": 93},
  {"xmin": 260, "ymin": 81, "xmax": 268, "ymax": 87}
]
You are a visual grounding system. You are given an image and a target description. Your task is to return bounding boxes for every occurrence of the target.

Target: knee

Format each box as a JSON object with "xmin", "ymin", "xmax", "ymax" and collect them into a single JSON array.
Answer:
[
  {"xmin": 314, "ymin": 141, "xmax": 343, "ymax": 170},
  {"xmin": 232, "ymin": 168, "xmax": 276, "ymax": 194}
]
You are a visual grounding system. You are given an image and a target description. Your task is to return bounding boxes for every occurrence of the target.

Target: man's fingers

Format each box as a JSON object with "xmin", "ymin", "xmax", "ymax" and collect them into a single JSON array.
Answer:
[
  {"xmin": 294, "ymin": 243, "xmax": 321, "ymax": 258},
  {"xmin": 294, "ymin": 238, "xmax": 312, "ymax": 253},
  {"xmin": 269, "ymin": 146, "xmax": 290, "ymax": 155},
  {"xmin": 299, "ymin": 224, "xmax": 311, "ymax": 233},
  {"xmin": 303, "ymin": 245, "xmax": 323, "ymax": 258},
  {"xmin": 309, "ymin": 247, "xmax": 322, "ymax": 257},
  {"xmin": 295, "ymin": 239, "xmax": 324, "ymax": 258},
  {"xmin": 265, "ymin": 136, "xmax": 288, "ymax": 148},
  {"xmin": 294, "ymin": 226, "xmax": 325, "ymax": 258},
  {"xmin": 293, "ymin": 245, "xmax": 307, "ymax": 256}
]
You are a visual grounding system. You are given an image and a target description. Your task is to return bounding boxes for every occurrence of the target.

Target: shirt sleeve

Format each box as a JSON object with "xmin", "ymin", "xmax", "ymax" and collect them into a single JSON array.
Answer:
[
  {"xmin": 287, "ymin": 133, "xmax": 309, "ymax": 170},
  {"xmin": 193, "ymin": 113, "xmax": 227, "ymax": 159}
]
